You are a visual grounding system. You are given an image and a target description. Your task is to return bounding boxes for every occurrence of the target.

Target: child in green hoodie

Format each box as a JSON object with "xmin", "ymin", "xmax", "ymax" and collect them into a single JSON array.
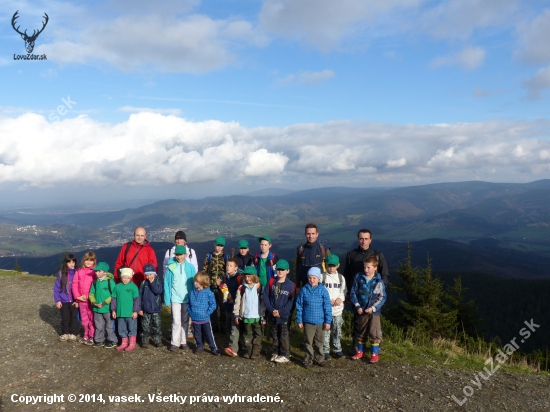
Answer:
[{"xmin": 89, "ymin": 262, "xmax": 117, "ymax": 348}]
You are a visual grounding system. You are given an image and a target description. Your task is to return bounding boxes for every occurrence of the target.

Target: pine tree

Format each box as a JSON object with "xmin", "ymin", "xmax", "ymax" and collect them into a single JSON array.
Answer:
[
  {"xmin": 13, "ymin": 257, "xmax": 22, "ymax": 272},
  {"xmin": 447, "ymin": 276, "xmax": 482, "ymax": 338}
]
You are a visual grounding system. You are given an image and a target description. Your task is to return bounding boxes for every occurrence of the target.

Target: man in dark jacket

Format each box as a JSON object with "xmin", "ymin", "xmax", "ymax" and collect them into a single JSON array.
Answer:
[
  {"xmin": 343, "ymin": 229, "xmax": 389, "ymax": 289},
  {"xmin": 295, "ymin": 223, "xmax": 329, "ymax": 289}
]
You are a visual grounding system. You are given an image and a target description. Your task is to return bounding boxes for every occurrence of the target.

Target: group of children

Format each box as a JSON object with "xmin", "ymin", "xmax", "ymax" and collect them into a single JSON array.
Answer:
[{"xmin": 53, "ymin": 234, "xmax": 387, "ymax": 366}]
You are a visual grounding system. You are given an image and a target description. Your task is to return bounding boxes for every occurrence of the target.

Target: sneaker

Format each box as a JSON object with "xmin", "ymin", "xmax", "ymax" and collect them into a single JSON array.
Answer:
[
  {"xmin": 225, "ymin": 347, "xmax": 238, "ymax": 358},
  {"xmin": 270, "ymin": 353, "xmax": 279, "ymax": 362},
  {"xmin": 211, "ymin": 349, "xmax": 221, "ymax": 356},
  {"xmin": 180, "ymin": 344, "xmax": 188, "ymax": 350},
  {"xmin": 351, "ymin": 351, "xmax": 364, "ymax": 360},
  {"xmin": 168, "ymin": 345, "xmax": 179, "ymax": 351},
  {"xmin": 195, "ymin": 347, "xmax": 204, "ymax": 355},
  {"xmin": 67, "ymin": 334, "xmax": 77, "ymax": 342},
  {"xmin": 104, "ymin": 342, "xmax": 117, "ymax": 349},
  {"xmin": 78, "ymin": 337, "xmax": 87, "ymax": 344},
  {"xmin": 333, "ymin": 351, "xmax": 344, "ymax": 359},
  {"xmin": 93, "ymin": 342, "xmax": 105, "ymax": 348},
  {"xmin": 324, "ymin": 353, "xmax": 330, "ymax": 361},
  {"xmin": 369, "ymin": 354, "xmax": 379, "ymax": 363},
  {"xmin": 274, "ymin": 356, "xmax": 289, "ymax": 364},
  {"xmin": 58, "ymin": 334, "xmax": 69, "ymax": 342},
  {"xmin": 85, "ymin": 338, "xmax": 95, "ymax": 346}
]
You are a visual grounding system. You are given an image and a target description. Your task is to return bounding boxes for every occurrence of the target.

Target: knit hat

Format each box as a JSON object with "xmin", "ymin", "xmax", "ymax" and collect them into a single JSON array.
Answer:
[
  {"xmin": 215, "ymin": 236, "xmax": 226, "ymax": 246},
  {"xmin": 174, "ymin": 231, "xmax": 187, "ymax": 241},
  {"xmin": 238, "ymin": 239, "xmax": 250, "ymax": 248},
  {"xmin": 175, "ymin": 245, "xmax": 187, "ymax": 255},
  {"xmin": 307, "ymin": 267, "xmax": 322, "ymax": 280},
  {"xmin": 326, "ymin": 254, "xmax": 340, "ymax": 266},
  {"xmin": 276, "ymin": 259, "xmax": 289, "ymax": 270},
  {"xmin": 243, "ymin": 266, "xmax": 257, "ymax": 275},
  {"xmin": 119, "ymin": 268, "xmax": 134, "ymax": 278},
  {"xmin": 144, "ymin": 264, "xmax": 156, "ymax": 275},
  {"xmin": 93, "ymin": 262, "xmax": 109, "ymax": 272}
]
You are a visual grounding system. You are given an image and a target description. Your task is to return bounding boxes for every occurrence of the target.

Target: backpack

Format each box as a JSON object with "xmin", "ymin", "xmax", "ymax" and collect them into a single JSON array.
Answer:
[
  {"xmin": 117, "ymin": 241, "xmax": 141, "ymax": 278},
  {"xmin": 168, "ymin": 246, "xmax": 193, "ymax": 259},
  {"xmin": 92, "ymin": 277, "xmax": 113, "ymax": 295},
  {"xmin": 321, "ymin": 272, "xmax": 343, "ymax": 286},
  {"xmin": 253, "ymin": 253, "xmax": 278, "ymax": 269},
  {"xmin": 267, "ymin": 277, "xmax": 296, "ymax": 297}
]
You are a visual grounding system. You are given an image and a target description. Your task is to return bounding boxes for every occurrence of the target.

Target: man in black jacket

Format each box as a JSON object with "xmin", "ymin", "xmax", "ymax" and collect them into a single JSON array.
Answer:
[{"xmin": 344, "ymin": 229, "xmax": 389, "ymax": 289}]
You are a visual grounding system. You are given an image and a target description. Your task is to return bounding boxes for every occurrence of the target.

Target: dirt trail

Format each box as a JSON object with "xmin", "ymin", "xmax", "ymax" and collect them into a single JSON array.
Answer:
[{"xmin": 0, "ymin": 275, "xmax": 548, "ymax": 411}]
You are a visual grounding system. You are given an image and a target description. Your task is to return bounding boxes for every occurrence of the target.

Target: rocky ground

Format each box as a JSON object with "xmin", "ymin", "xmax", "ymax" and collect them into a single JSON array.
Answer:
[{"xmin": 0, "ymin": 274, "xmax": 548, "ymax": 412}]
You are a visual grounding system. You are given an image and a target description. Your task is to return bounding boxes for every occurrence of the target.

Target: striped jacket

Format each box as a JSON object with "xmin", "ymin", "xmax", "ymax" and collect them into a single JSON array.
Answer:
[{"xmin": 350, "ymin": 272, "xmax": 386, "ymax": 315}]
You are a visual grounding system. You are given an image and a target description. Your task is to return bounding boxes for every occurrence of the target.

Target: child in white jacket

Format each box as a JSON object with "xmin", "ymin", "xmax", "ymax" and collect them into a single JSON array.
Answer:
[{"xmin": 321, "ymin": 254, "xmax": 347, "ymax": 359}]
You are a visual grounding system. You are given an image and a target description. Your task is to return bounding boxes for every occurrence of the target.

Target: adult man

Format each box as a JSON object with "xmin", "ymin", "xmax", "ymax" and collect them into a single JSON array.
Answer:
[
  {"xmin": 343, "ymin": 229, "xmax": 389, "ymax": 289},
  {"xmin": 163, "ymin": 231, "xmax": 198, "ymax": 275},
  {"xmin": 113, "ymin": 227, "xmax": 158, "ymax": 287},
  {"xmin": 295, "ymin": 223, "xmax": 329, "ymax": 289}
]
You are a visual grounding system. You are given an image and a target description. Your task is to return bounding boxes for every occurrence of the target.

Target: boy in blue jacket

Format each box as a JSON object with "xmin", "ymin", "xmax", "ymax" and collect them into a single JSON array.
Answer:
[
  {"xmin": 188, "ymin": 271, "xmax": 219, "ymax": 356},
  {"xmin": 296, "ymin": 267, "xmax": 332, "ymax": 368},
  {"xmin": 138, "ymin": 263, "xmax": 164, "ymax": 348},
  {"xmin": 263, "ymin": 259, "xmax": 295, "ymax": 363},
  {"xmin": 350, "ymin": 256, "xmax": 386, "ymax": 363}
]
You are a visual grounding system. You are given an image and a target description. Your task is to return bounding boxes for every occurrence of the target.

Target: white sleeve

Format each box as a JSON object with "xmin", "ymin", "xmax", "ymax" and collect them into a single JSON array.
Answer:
[
  {"xmin": 163, "ymin": 248, "xmax": 172, "ymax": 276},
  {"xmin": 187, "ymin": 247, "xmax": 199, "ymax": 272},
  {"xmin": 340, "ymin": 276, "xmax": 347, "ymax": 302}
]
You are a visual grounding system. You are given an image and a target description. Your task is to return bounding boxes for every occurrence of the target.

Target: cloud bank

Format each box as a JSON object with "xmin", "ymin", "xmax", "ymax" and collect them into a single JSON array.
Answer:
[{"xmin": 1, "ymin": 113, "xmax": 550, "ymax": 188}]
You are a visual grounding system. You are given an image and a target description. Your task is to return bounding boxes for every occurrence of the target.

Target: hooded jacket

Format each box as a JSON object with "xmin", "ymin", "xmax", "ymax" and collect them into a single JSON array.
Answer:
[
  {"xmin": 53, "ymin": 269, "xmax": 75, "ymax": 303},
  {"xmin": 295, "ymin": 283, "xmax": 332, "ymax": 326},
  {"xmin": 350, "ymin": 272, "xmax": 386, "ymax": 315},
  {"xmin": 72, "ymin": 267, "xmax": 95, "ymax": 301},
  {"xmin": 163, "ymin": 259, "xmax": 196, "ymax": 306},
  {"xmin": 140, "ymin": 274, "xmax": 164, "ymax": 313},
  {"xmin": 262, "ymin": 277, "xmax": 296, "ymax": 324}
]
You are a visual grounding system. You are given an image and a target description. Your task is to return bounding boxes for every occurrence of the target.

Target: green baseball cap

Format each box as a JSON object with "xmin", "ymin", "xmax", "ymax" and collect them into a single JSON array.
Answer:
[
  {"xmin": 175, "ymin": 245, "xmax": 187, "ymax": 255},
  {"xmin": 276, "ymin": 259, "xmax": 289, "ymax": 270},
  {"xmin": 326, "ymin": 254, "xmax": 340, "ymax": 266},
  {"xmin": 215, "ymin": 236, "xmax": 226, "ymax": 246},
  {"xmin": 93, "ymin": 262, "xmax": 109, "ymax": 272},
  {"xmin": 258, "ymin": 235, "xmax": 272, "ymax": 244},
  {"xmin": 243, "ymin": 266, "xmax": 257, "ymax": 275},
  {"xmin": 238, "ymin": 239, "xmax": 249, "ymax": 248}
]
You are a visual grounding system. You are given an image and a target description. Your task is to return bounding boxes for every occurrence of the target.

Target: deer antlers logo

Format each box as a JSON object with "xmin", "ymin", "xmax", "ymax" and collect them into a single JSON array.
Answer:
[{"xmin": 11, "ymin": 11, "xmax": 49, "ymax": 54}]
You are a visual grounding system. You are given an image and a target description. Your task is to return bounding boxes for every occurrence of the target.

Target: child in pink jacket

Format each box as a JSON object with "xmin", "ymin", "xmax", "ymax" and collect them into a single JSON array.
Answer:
[{"xmin": 72, "ymin": 251, "xmax": 97, "ymax": 345}]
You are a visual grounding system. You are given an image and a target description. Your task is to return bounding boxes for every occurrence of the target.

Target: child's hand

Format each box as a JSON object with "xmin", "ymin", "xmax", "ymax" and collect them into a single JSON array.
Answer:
[
  {"xmin": 131, "ymin": 312, "xmax": 137, "ymax": 319},
  {"xmin": 357, "ymin": 308, "xmax": 364, "ymax": 315},
  {"xmin": 298, "ymin": 323, "xmax": 303, "ymax": 329},
  {"xmin": 138, "ymin": 310, "xmax": 144, "ymax": 316},
  {"xmin": 111, "ymin": 311, "xmax": 116, "ymax": 319},
  {"xmin": 334, "ymin": 298, "xmax": 342, "ymax": 306},
  {"xmin": 365, "ymin": 307, "xmax": 373, "ymax": 314},
  {"xmin": 324, "ymin": 323, "xmax": 330, "ymax": 330},
  {"xmin": 216, "ymin": 278, "xmax": 221, "ymax": 286},
  {"xmin": 330, "ymin": 299, "xmax": 335, "ymax": 306},
  {"xmin": 55, "ymin": 302, "xmax": 62, "ymax": 309},
  {"xmin": 272, "ymin": 310, "xmax": 280, "ymax": 318},
  {"xmin": 77, "ymin": 295, "xmax": 86, "ymax": 302},
  {"xmin": 72, "ymin": 302, "xmax": 79, "ymax": 308},
  {"xmin": 235, "ymin": 317, "xmax": 240, "ymax": 325}
]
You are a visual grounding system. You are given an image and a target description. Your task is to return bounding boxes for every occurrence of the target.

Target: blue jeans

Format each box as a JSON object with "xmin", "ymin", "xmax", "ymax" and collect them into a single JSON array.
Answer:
[{"xmin": 117, "ymin": 317, "xmax": 137, "ymax": 338}]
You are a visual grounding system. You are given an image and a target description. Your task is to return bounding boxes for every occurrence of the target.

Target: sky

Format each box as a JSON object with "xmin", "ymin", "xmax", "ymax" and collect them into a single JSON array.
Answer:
[{"xmin": 1, "ymin": 0, "xmax": 550, "ymax": 207}]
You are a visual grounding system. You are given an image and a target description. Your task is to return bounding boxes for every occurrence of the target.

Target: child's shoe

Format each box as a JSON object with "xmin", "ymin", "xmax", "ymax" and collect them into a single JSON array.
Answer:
[
  {"xmin": 58, "ymin": 334, "xmax": 69, "ymax": 342},
  {"xmin": 92, "ymin": 342, "xmax": 105, "ymax": 348},
  {"xmin": 324, "ymin": 352, "xmax": 330, "ymax": 361},
  {"xmin": 104, "ymin": 342, "xmax": 117, "ymax": 349},
  {"xmin": 270, "ymin": 353, "xmax": 279, "ymax": 362},
  {"xmin": 195, "ymin": 347, "xmax": 204, "ymax": 355},
  {"xmin": 179, "ymin": 344, "xmax": 188, "ymax": 350},
  {"xmin": 85, "ymin": 338, "xmax": 94, "ymax": 346},
  {"xmin": 274, "ymin": 356, "xmax": 289, "ymax": 364},
  {"xmin": 369, "ymin": 353, "xmax": 379, "ymax": 363},
  {"xmin": 141, "ymin": 342, "xmax": 150, "ymax": 349},
  {"xmin": 315, "ymin": 360, "xmax": 328, "ymax": 367},
  {"xmin": 168, "ymin": 345, "xmax": 179, "ymax": 351},
  {"xmin": 153, "ymin": 340, "xmax": 162, "ymax": 348},
  {"xmin": 211, "ymin": 349, "xmax": 221, "ymax": 356},
  {"xmin": 125, "ymin": 336, "xmax": 137, "ymax": 352},
  {"xmin": 244, "ymin": 346, "xmax": 252, "ymax": 359},
  {"xmin": 333, "ymin": 351, "xmax": 344, "ymax": 359},
  {"xmin": 78, "ymin": 337, "xmax": 87, "ymax": 344},
  {"xmin": 116, "ymin": 337, "xmax": 129, "ymax": 351},
  {"xmin": 351, "ymin": 351, "xmax": 364, "ymax": 360},
  {"xmin": 250, "ymin": 345, "xmax": 261, "ymax": 359},
  {"xmin": 67, "ymin": 334, "xmax": 77, "ymax": 342},
  {"xmin": 225, "ymin": 347, "xmax": 238, "ymax": 357}
]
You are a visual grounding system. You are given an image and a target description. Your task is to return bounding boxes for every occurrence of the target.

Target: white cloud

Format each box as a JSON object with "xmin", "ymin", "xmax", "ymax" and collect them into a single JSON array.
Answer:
[
  {"xmin": 1, "ymin": 113, "xmax": 550, "ymax": 187},
  {"xmin": 430, "ymin": 47, "xmax": 485, "ymax": 70},
  {"xmin": 275, "ymin": 70, "xmax": 335, "ymax": 87},
  {"xmin": 523, "ymin": 65, "xmax": 550, "ymax": 99},
  {"xmin": 515, "ymin": 9, "xmax": 550, "ymax": 65},
  {"xmin": 119, "ymin": 106, "xmax": 182, "ymax": 116}
]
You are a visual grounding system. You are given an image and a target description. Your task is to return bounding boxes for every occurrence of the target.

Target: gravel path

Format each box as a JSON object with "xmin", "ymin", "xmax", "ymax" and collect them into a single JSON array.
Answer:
[{"xmin": 0, "ymin": 275, "xmax": 548, "ymax": 411}]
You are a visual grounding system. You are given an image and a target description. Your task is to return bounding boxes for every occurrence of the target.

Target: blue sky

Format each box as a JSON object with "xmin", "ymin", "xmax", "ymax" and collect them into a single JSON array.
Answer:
[{"xmin": 1, "ymin": 0, "xmax": 550, "ymax": 206}]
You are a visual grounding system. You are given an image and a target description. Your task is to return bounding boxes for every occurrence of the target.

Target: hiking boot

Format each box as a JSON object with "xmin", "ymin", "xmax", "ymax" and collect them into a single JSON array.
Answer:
[
  {"xmin": 369, "ymin": 354, "xmax": 379, "ymax": 363},
  {"xmin": 104, "ymin": 342, "xmax": 117, "ymax": 349},
  {"xmin": 225, "ymin": 347, "xmax": 238, "ymax": 358},
  {"xmin": 92, "ymin": 342, "xmax": 105, "ymax": 348},
  {"xmin": 250, "ymin": 345, "xmax": 261, "ymax": 359},
  {"xmin": 270, "ymin": 353, "xmax": 279, "ymax": 362},
  {"xmin": 274, "ymin": 356, "xmax": 289, "ymax": 364},
  {"xmin": 351, "ymin": 351, "xmax": 364, "ymax": 360},
  {"xmin": 58, "ymin": 334, "xmax": 69, "ymax": 342},
  {"xmin": 333, "ymin": 351, "xmax": 344, "ymax": 359}
]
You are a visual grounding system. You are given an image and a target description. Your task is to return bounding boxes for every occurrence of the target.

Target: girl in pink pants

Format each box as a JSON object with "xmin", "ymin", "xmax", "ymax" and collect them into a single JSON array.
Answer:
[{"xmin": 72, "ymin": 251, "xmax": 97, "ymax": 345}]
